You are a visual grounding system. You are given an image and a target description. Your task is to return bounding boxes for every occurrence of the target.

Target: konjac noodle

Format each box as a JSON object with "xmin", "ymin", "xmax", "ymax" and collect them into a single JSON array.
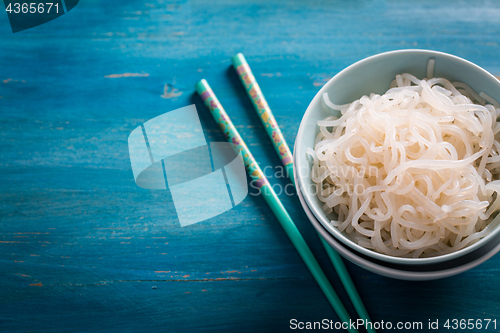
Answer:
[{"xmin": 308, "ymin": 60, "xmax": 500, "ymax": 258}]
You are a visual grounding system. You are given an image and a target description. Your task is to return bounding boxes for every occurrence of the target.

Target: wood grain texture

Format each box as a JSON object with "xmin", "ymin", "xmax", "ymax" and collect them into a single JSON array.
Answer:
[{"xmin": 1, "ymin": 0, "xmax": 500, "ymax": 332}]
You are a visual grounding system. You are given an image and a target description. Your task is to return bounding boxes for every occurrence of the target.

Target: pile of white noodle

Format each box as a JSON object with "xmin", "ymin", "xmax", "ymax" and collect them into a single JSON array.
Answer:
[{"xmin": 308, "ymin": 60, "xmax": 500, "ymax": 258}]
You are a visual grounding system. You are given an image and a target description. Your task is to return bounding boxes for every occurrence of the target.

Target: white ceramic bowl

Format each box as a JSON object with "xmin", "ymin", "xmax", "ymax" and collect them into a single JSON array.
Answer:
[{"xmin": 294, "ymin": 49, "xmax": 500, "ymax": 266}]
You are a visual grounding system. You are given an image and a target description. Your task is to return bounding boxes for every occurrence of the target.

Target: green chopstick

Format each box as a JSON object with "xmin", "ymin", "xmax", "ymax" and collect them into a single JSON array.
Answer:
[
  {"xmin": 231, "ymin": 53, "xmax": 376, "ymax": 333},
  {"xmin": 196, "ymin": 79, "xmax": 358, "ymax": 333}
]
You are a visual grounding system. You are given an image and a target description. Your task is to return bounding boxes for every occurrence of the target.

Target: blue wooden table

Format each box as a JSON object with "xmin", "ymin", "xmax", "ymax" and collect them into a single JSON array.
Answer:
[{"xmin": 1, "ymin": 1, "xmax": 500, "ymax": 332}]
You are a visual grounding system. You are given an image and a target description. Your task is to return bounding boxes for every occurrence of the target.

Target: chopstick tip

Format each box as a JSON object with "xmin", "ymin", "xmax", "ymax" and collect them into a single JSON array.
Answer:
[
  {"xmin": 231, "ymin": 53, "xmax": 247, "ymax": 67},
  {"xmin": 195, "ymin": 79, "xmax": 209, "ymax": 94}
]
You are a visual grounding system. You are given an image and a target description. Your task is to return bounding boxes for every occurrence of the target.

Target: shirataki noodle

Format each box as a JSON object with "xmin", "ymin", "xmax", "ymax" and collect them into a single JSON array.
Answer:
[{"xmin": 308, "ymin": 59, "xmax": 500, "ymax": 258}]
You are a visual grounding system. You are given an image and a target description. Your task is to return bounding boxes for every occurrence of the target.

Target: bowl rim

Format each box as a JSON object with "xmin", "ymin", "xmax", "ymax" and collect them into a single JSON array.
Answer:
[{"xmin": 294, "ymin": 48, "xmax": 500, "ymax": 265}]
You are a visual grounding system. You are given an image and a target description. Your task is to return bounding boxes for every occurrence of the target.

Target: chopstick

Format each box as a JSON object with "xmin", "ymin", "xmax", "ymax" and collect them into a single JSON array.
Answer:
[
  {"xmin": 231, "ymin": 53, "xmax": 376, "ymax": 333},
  {"xmin": 196, "ymin": 79, "xmax": 358, "ymax": 333}
]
